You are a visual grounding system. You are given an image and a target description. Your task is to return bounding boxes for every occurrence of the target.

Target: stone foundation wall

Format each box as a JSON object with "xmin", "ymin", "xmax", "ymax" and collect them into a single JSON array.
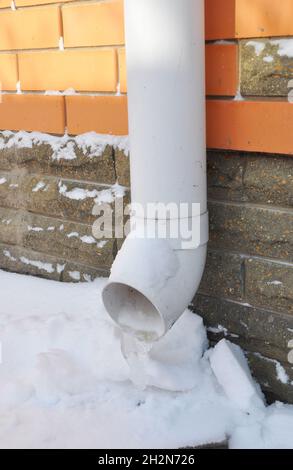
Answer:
[
  {"xmin": 192, "ymin": 151, "xmax": 293, "ymax": 403},
  {"xmin": 0, "ymin": 133, "xmax": 292, "ymax": 402},
  {"xmin": 0, "ymin": 133, "xmax": 129, "ymax": 282}
]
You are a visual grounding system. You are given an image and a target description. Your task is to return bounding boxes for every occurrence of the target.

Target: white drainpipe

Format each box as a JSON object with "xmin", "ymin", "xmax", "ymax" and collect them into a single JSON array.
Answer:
[{"xmin": 102, "ymin": 0, "xmax": 208, "ymax": 341}]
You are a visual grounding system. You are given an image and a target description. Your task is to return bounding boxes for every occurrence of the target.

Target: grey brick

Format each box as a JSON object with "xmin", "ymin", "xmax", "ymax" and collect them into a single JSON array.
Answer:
[
  {"xmin": 24, "ymin": 176, "xmax": 120, "ymax": 225},
  {"xmin": 22, "ymin": 213, "xmax": 115, "ymax": 269},
  {"xmin": 0, "ymin": 207, "xmax": 23, "ymax": 245},
  {"xmin": 209, "ymin": 201, "xmax": 293, "ymax": 262},
  {"xmin": 198, "ymin": 250, "xmax": 244, "ymax": 301},
  {"xmin": 62, "ymin": 262, "xmax": 108, "ymax": 283},
  {"xmin": 244, "ymin": 155, "xmax": 293, "ymax": 208},
  {"xmin": 0, "ymin": 135, "xmax": 116, "ymax": 184},
  {"xmin": 240, "ymin": 39, "xmax": 293, "ymax": 97},
  {"xmin": 0, "ymin": 169, "xmax": 27, "ymax": 210},
  {"xmin": 0, "ymin": 172, "xmax": 130, "ymax": 225},
  {"xmin": 207, "ymin": 151, "xmax": 293, "ymax": 208},
  {"xmin": 192, "ymin": 294, "xmax": 293, "ymax": 365},
  {"xmin": 0, "ymin": 243, "xmax": 62, "ymax": 281},
  {"xmin": 115, "ymin": 148, "xmax": 130, "ymax": 187},
  {"xmin": 245, "ymin": 258, "xmax": 293, "ymax": 315},
  {"xmin": 247, "ymin": 351, "xmax": 293, "ymax": 404},
  {"xmin": 207, "ymin": 151, "xmax": 246, "ymax": 202},
  {"xmin": 0, "ymin": 242, "xmax": 107, "ymax": 282}
]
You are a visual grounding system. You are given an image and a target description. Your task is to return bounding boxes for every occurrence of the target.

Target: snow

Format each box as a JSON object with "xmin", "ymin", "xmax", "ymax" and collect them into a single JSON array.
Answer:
[
  {"xmin": 67, "ymin": 232, "xmax": 79, "ymax": 239},
  {"xmin": 267, "ymin": 280, "xmax": 283, "ymax": 286},
  {"xmin": 56, "ymin": 264, "xmax": 65, "ymax": 275},
  {"xmin": 214, "ymin": 40, "xmax": 236, "ymax": 45},
  {"xmin": 66, "ymin": 232, "xmax": 103, "ymax": 247},
  {"xmin": 263, "ymin": 55, "xmax": 274, "ymax": 63},
  {"xmin": 59, "ymin": 37, "xmax": 64, "ymax": 51},
  {"xmin": 116, "ymin": 82, "xmax": 121, "ymax": 96},
  {"xmin": 28, "ymin": 226, "xmax": 44, "ymax": 232},
  {"xmin": 253, "ymin": 353, "xmax": 290, "ymax": 385},
  {"xmin": 230, "ymin": 403, "xmax": 293, "ymax": 449},
  {"xmin": 32, "ymin": 181, "xmax": 46, "ymax": 192},
  {"xmin": 19, "ymin": 257, "xmax": 55, "ymax": 274},
  {"xmin": 288, "ymin": 341, "xmax": 293, "ymax": 366},
  {"xmin": 0, "ymin": 130, "xmax": 129, "ymax": 159},
  {"xmin": 209, "ymin": 340, "xmax": 265, "ymax": 412},
  {"xmin": 45, "ymin": 88, "xmax": 76, "ymax": 96},
  {"xmin": 246, "ymin": 41, "xmax": 266, "ymax": 56},
  {"xmin": 122, "ymin": 313, "xmax": 208, "ymax": 392},
  {"xmin": 68, "ymin": 271, "xmax": 81, "ymax": 281},
  {"xmin": 0, "ymin": 177, "xmax": 7, "ymax": 185},
  {"xmin": 275, "ymin": 363, "xmax": 290, "ymax": 385},
  {"xmin": 3, "ymin": 249, "xmax": 16, "ymax": 262},
  {"xmin": 59, "ymin": 184, "xmax": 98, "ymax": 201},
  {"xmin": 272, "ymin": 39, "xmax": 293, "ymax": 58},
  {"xmin": 234, "ymin": 87, "xmax": 244, "ymax": 101},
  {"xmin": 0, "ymin": 269, "xmax": 293, "ymax": 449},
  {"xmin": 80, "ymin": 235, "xmax": 98, "ymax": 245},
  {"xmin": 207, "ymin": 324, "xmax": 228, "ymax": 336},
  {"xmin": 58, "ymin": 182, "xmax": 125, "ymax": 204}
]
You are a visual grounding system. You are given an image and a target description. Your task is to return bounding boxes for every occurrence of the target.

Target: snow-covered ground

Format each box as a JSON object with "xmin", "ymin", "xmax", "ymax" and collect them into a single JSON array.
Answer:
[{"xmin": 0, "ymin": 269, "xmax": 293, "ymax": 449}]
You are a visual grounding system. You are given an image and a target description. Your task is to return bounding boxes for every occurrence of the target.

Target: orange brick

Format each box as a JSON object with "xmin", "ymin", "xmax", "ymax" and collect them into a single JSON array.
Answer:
[
  {"xmin": 0, "ymin": 95, "xmax": 65, "ymax": 134},
  {"xmin": 19, "ymin": 49, "xmax": 118, "ymax": 92},
  {"xmin": 0, "ymin": 53, "xmax": 17, "ymax": 90},
  {"xmin": 207, "ymin": 100, "xmax": 293, "ymax": 155},
  {"xmin": 0, "ymin": 7, "xmax": 61, "ymax": 51},
  {"xmin": 205, "ymin": 0, "xmax": 236, "ymax": 40},
  {"xmin": 118, "ymin": 48, "xmax": 127, "ymax": 94},
  {"xmin": 63, "ymin": 1, "xmax": 124, "ymax": 48},
  {"xmin": 206, "ymin": 0, "xmax": 293, "ymax": 40},
  {"xmin": 66, "ymin": 95, "xmax": 128, "ymax": 135},
  {"xmin": 119, "ymin": 45, "xmax": 238, "ymax": 96},
  {"xmin": 236, "ymin": 0, "xmax": 293, "ymax": 38},
  {"xmin": 206, "ymin": 44, "xmax": 238, "ymax": 96},
  {"xmin": 0, "ymin": 1, "xmax": 11, "ymax": 8},
  {"xmin": 16, "ymin": 0, "xmax": 71, "ymax": 6}
]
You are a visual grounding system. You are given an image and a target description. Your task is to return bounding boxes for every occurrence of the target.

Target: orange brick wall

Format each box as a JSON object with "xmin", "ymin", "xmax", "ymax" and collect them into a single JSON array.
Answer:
[{"xmin": 0, "ymin": 0, "xmax": 291, "ymax": 154}]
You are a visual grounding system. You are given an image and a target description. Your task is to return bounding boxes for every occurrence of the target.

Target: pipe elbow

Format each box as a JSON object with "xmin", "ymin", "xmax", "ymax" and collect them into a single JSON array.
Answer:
[{"xmin": 102, "ymin": 230, "xmax": 208, "ymax": 342}]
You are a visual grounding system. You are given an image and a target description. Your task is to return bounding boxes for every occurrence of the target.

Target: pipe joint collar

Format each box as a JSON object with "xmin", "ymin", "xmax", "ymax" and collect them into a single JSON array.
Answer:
[{"xmin": 127, "ymin": 211, "xmax": 209, "ymax": 250}]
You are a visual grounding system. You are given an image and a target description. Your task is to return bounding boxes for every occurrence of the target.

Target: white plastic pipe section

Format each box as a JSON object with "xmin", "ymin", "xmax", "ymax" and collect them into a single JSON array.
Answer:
[{"xmin": 102, "ymin": 0, "xmax": 208, "ymax": 342}]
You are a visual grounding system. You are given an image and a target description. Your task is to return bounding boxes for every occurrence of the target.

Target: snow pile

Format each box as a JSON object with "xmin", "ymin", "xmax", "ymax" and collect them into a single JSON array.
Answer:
[
  {"xmin": 0, "ymin": 130, "xmax": 129, "ymax": 159},
  {"xmin": 0, "ymin": 269, "xmax": 292, "ymax": 449},
  {"xmin": 121, "ymin": 312, "xmax": 208, "ymax": 392},
  {"xmin": 209, "ymin": 340, "xmax": 265, "ymax": 412}
]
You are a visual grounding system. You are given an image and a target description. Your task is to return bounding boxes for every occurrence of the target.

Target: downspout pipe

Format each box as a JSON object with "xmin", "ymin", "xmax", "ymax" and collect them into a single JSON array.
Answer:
[{"xmin": 102, "ymin": 0, "xmax": 208, "ymax": 341}]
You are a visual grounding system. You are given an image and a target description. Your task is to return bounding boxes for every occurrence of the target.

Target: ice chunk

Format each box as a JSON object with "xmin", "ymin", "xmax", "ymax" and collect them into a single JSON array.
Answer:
[
  {"xmin": 209, "ymin": 339, "xmax": 265, "ymax": 412},
  {"xmin": 122, "ymin": 310, "xmax": 208, "ymax": 392}
]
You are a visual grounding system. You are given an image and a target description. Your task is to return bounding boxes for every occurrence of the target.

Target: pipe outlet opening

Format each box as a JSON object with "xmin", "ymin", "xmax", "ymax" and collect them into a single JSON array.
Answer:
[{"xmin": 102, "ymin": 282, "xmax": 165, "ymax": 342}]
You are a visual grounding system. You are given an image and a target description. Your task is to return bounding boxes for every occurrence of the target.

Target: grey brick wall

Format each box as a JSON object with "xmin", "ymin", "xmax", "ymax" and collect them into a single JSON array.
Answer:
[
  {"xmin": 192, "ymin": 150, "xmax": 293, "ymax": 403},
  {"xmin": 0, "ymin": 134, "xmax": 129, "ymax": 281}
]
